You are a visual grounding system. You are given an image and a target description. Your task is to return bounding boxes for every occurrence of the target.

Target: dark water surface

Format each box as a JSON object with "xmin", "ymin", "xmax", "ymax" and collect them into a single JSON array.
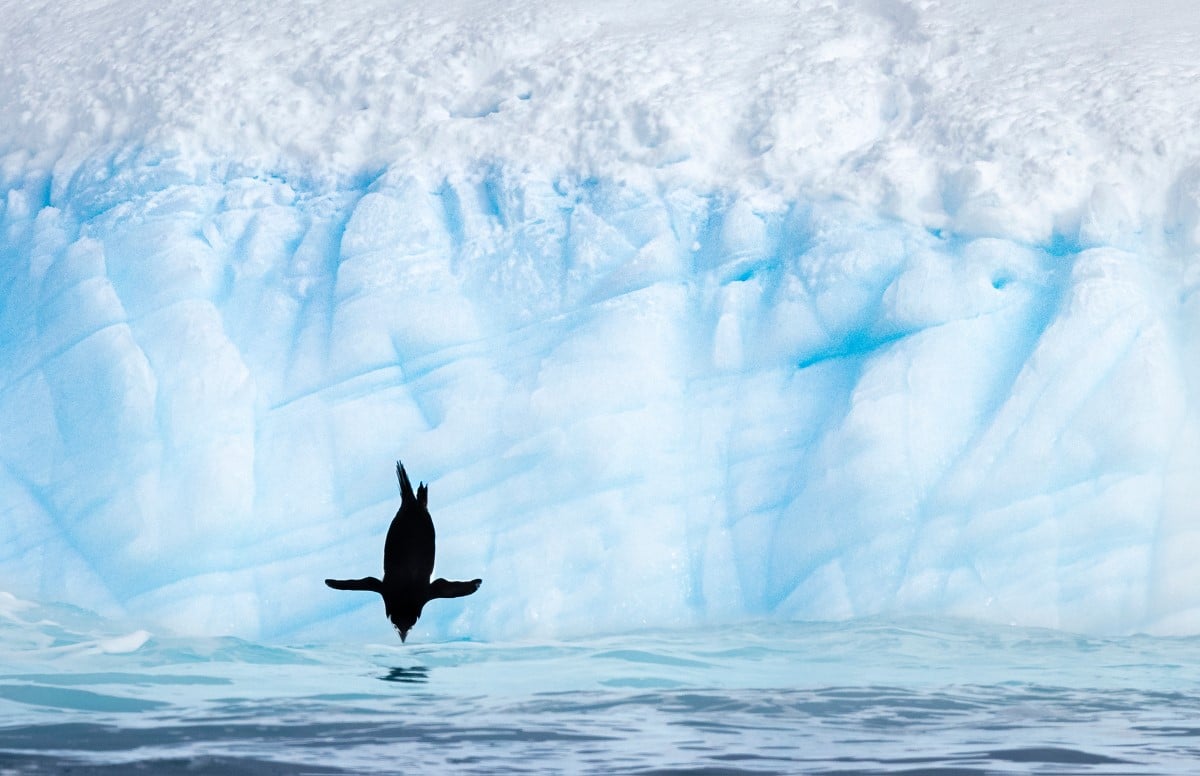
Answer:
[{"xmin": 2, "ymin": 605, "xmax": 1198, "ymax": 774}]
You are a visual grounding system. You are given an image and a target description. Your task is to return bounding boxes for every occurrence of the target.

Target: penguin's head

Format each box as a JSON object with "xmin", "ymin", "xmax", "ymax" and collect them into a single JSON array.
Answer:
[{"xmin": 390, "ymin": 610, "xmax": 420, "ymax": 643}]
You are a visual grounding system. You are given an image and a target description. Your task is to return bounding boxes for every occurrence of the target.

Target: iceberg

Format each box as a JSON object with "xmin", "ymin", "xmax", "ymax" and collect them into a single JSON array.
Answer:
[{"xmin": 2, "ymin": 0, "xmax": 1199, "ymax": 642}]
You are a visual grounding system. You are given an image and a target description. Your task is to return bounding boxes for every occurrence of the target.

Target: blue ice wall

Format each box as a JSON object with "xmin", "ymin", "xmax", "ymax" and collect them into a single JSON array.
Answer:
[{"xmin": 2, "ymin": 152, "xmax": 1198, "ymax": 642}]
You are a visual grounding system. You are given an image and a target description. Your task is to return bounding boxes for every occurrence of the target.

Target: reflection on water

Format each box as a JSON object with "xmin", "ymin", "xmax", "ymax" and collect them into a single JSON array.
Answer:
[
  {"xmin": 1, "ymin": 616, "xmax": 1199, "ymax": 773},
  {"xmin": 380, "ymin": 665, "xmax": 430, "ymax": 684}
]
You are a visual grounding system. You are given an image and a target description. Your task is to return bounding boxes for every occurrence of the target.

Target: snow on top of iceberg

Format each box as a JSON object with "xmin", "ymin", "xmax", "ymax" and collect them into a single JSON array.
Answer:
[{"xmin": 3, "ymin": 0, "xmax": 1200, "ymax": 246}]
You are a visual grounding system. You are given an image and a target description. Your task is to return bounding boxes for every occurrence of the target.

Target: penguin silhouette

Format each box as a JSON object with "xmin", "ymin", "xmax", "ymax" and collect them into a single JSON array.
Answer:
[{"xmin": 325, "ymin": 461, "xmax": 482, "ymax": 642}]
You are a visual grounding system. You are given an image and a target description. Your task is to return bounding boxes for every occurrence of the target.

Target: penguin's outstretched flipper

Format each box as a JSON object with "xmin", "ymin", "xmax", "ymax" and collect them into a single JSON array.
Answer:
[
  {"xmin": 429, "ymin": 578, "xmax": 482, "ymax": 600},
  {"xmin": 325, "ymin": 577, "xmax": 383, "ymax": 592}
]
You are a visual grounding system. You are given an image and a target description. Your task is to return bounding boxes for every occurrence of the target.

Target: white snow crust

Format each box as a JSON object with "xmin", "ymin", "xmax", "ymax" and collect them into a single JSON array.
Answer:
[{"xmin": 2, "ymin": 0, "xmax": 1200, "ymax": 640}]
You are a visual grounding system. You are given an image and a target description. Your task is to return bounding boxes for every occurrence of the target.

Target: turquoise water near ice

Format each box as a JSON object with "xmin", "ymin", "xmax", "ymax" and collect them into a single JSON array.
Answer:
[{"xmin": 2, "ymin": 603, "xmax": 1199, "ymax": 774}]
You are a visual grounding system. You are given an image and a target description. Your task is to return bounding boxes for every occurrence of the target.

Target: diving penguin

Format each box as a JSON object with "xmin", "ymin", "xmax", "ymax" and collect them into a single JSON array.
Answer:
[{"xmin": 325, "ymin": 461, "xmax": 482, "ymax": 642}]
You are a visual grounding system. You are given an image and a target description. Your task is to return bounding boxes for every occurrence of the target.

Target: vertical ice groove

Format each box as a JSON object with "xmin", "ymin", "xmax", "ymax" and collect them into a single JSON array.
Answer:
[
  {"xmin": 919, "ymin": 245, "xmax": 1075, "ymax": 509},
  {"xmin": 275, "ymin": 198, "xmax": 346, "ymax": 401},
  {"xmin": 883, "ymin": 246, "xmax": 1074, "ymax": 601},
  {"xmin": 318, "ymin": 199, "xmax": 352, "ymax": 383},
  {"xmin": 436, "ymin": 179, "xmax": 466, "ymax": 274}
]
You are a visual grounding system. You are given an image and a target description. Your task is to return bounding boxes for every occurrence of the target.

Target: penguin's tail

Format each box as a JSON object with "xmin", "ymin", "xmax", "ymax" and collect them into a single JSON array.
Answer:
[
  {"xmin": 396, "ymin": 460, "xmax": 428, "ymax": 507},
  {"xmin": 396, "ymin": 460, "xmax": 416, "ymax": 503}
]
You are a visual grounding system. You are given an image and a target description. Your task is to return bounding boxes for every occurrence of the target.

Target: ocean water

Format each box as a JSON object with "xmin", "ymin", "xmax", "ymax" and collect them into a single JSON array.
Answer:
[{"xmin": 2, "ymin": 605, "xmax": 1198, "ymax": 775}]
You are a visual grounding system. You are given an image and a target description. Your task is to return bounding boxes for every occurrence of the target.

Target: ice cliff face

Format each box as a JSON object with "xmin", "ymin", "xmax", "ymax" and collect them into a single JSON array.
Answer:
[{"xmin": 2, "ymin": 0, "xmax": 1200, "ymax": 641}]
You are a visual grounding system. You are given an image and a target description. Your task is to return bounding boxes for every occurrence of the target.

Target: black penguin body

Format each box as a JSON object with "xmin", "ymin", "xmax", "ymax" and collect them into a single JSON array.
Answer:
[{"xmin": 326, "ymin": 462, "xmax": 482, "ymax": 641}]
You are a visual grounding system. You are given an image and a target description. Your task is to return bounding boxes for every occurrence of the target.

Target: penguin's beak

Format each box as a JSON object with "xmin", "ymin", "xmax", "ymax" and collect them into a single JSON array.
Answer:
[{"xmin": 399, "ymin": 628, "xmax": 408, "ymax": 643}]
